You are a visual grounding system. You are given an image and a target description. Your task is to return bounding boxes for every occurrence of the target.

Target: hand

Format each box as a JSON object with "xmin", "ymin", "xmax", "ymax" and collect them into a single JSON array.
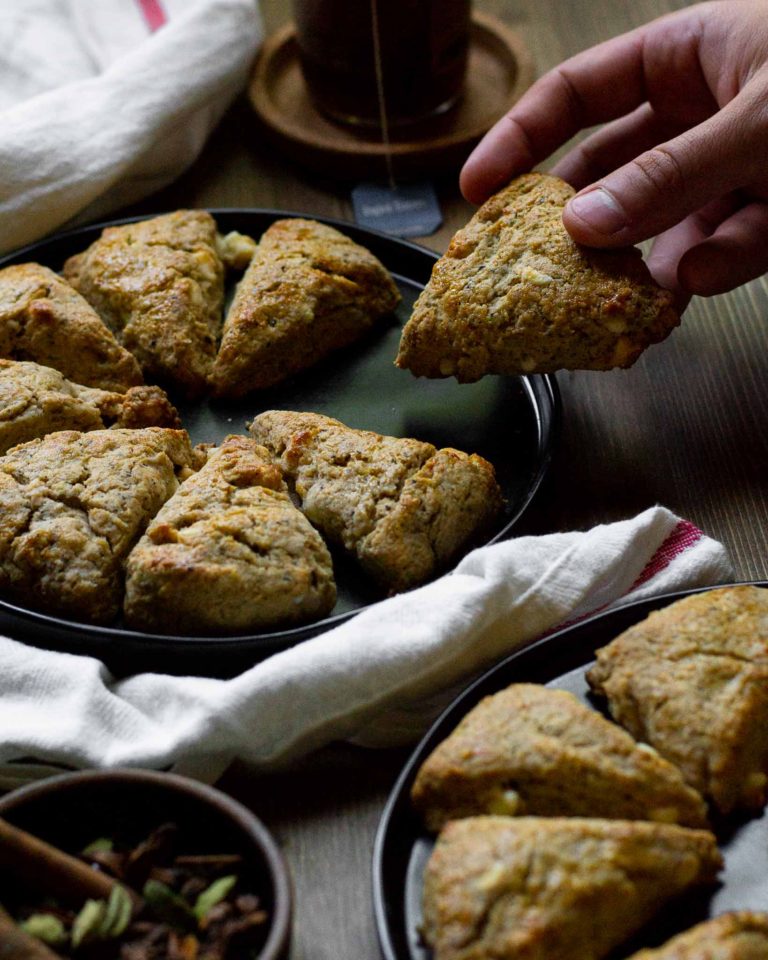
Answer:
[{"xmin": 460, "ymin": 1, "xmax": 768, "ymax": 303}]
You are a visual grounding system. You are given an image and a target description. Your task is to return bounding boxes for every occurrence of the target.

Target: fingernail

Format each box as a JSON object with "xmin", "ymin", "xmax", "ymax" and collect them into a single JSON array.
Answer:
[{"xmin": 568, "ymin": 187, "xmax": 626, "ymax": 235}]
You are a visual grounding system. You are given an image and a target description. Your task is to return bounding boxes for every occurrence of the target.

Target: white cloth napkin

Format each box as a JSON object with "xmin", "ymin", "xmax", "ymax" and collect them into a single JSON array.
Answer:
[
  {"xmin": 0, "ymin": 0, "xmax": 263, "ymax": 256},
  {"xmin": 0, "ymin": 507, "xmax": 733, "ymax": 790}
]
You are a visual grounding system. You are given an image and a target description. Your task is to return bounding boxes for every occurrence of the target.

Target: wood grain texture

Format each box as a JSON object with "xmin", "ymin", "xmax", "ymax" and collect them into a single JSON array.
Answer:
[{"xmin": 118, "ymin": 1, "xmax": 768, "ymax": 957}]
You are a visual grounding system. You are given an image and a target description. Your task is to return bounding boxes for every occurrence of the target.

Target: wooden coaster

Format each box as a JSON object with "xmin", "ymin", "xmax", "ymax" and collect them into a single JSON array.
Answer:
[{"xmin": 248, "ymin": 12, "xmax": 535, "ymax": 181}]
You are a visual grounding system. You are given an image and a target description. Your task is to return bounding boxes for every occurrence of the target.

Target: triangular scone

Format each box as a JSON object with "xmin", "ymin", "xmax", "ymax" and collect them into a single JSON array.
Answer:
[
  {"xmin": 0, "ymin": 262, "xmax": 142, "ymax": 392},
  {"xmin": 627, "ymin": 913, "xmax": 768, "ymax": 960},
  {"xmin": 63, "ymin": 210, "xmax": 225, "ymax": 396},
  {"xmin": 124, "ymin": 435, "xmax": 336, "ymax": 634},
  {"xmin": 422, "ymin": 816, "xmax": 721, "ymax": 960},
  {"xmin": 587, "ymin": 585, "xmax": 768, "ymax": 816},
  {"xmin": 210, "ymin": 218, "xmax": 401, "ymax": 396},
  {"xmin": 248, "ymin": 410, "xmax": 502, "ymax": 593},
  {"xmin": 0, "ymin": 360, "xmax": 180, "ymax": 455},
  {"xmin": 396, "ymin": 173, "xmax": 679, "ymax": 383},
  {"xmin": 411, "ymin": 683, "xmax": 708, "ymax": 831},
  {"xmin": 0, "ymin": 428, "xmax": 200, "ymax": 623}
]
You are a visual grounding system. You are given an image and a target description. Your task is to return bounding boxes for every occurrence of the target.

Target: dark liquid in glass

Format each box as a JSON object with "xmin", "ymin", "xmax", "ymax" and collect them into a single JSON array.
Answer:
[{"xmin": 293, "ymin": 0, "xmax": 471, "ymax": 129}]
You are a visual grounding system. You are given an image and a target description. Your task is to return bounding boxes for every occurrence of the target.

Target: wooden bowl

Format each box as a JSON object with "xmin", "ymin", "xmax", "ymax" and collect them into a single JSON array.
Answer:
[{"xmin": 0, "ymin": 768, "xmax": 292, "ymax": 960}]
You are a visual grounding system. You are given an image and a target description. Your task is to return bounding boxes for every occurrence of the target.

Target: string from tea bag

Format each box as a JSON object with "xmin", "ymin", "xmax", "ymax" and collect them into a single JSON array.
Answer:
[
  {"xmin": 351, "ymin": 0, "xmax": 443, "ymax": 237},
  {"xmin": 369, "ymin": 0, "xmax": 396, "ymax": 189}
]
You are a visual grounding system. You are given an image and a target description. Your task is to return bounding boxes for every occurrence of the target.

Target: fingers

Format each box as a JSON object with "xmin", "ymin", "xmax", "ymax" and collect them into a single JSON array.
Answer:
[
  {"xmin": 644, "ymin": 193, "xmax": 768, "ymax": 300},
  {"xmin": 562, "ymin": 84, "xmax": 768, "ymax": 248},
  {"xmin": 460, "ymin": 26, "xmax": 649, "ymax": 203},
  {"xmin": 645, "ymin": 195, "xmax": 738, "ymax": 305},
  {"xmin": 551, "ymin": 104, "xmax": 688, "ymax": 190},
  {"xmin": 678, "ymin": 200, "xmax": 768, "ymax": 296}
]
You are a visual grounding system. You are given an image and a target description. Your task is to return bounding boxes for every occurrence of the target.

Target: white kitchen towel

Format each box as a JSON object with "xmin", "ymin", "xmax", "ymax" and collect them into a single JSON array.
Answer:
[
  {"xmin": 0, "ymin": 507, "xmax": 734, "ymax": 790},
  {"xmin": 0, "ymin": 0, "xmax": 263, "ymax": 256}
]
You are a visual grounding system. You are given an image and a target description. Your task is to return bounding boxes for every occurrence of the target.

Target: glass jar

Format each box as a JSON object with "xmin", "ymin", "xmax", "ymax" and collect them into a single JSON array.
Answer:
[{"xmin": 292, "ymin": 0, "xmax": 471, "ymax": 130}]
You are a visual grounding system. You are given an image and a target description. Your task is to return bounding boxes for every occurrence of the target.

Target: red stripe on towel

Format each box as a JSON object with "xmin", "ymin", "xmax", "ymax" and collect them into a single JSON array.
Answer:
[
  {"xmin": 538, "ymin": 519, "xmax": 706, "ymax": 640},
  {"xmin": 136, "ymin": 0, "xmax": 167, "ymax": 31},
  {"xmin": 629, "ymin": 519, "xmax": 703, "ymax": 590}
]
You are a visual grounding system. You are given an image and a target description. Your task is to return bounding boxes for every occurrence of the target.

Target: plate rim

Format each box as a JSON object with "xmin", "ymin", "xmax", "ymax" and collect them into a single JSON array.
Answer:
[
  {"xmin": 0, "ymin": 208, "xmax": 560, "ymax": 672},
  {"xmin": 371, "ymin": 579, "xmax": 768, "ymax": 960}
]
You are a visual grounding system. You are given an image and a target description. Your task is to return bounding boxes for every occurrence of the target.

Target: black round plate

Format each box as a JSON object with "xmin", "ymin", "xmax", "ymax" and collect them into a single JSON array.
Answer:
[
  {"xmin": 373, "ymin": 581, "xmax": 768, "ymax": 960},
  {"xmin": 0, "ymin": 210, "xmax": 559, "ymax": 677}
]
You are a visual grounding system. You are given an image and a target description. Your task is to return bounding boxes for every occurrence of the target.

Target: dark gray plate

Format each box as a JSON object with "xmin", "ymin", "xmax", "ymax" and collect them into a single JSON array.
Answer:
[
  {"xmin": 373, "ymin": 582, "xmax": 768, "ymax": 960},
  {"xmin": 0, "ymin": 210, "xmax": 559, "ymax": 676}
]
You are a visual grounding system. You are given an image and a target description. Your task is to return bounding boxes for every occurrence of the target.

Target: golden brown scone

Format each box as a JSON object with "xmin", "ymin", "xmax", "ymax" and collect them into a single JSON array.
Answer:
[
  {"xmin": 422, "ymin": 816, "xmax": 722, "ymax": 960},
  {"xmin": 123, "ymin": 435, "xmax": 336, "ymax": 634},
  {"xmin": 210, "ymin": 218, "xmax": 401, "ymax": 396},
  {"xmin": 411, "ymin": 683, "xmax": 708, "ymax": 831},
  {"xmin": 627, "ymin": 913, "xmax": 768, "ymax": 960},
  {"xmin": 0, "ymin": 428, "xmax": 199, "ymax": 623},
  {"xmin": 0, "ymin": 262, "xmax": 143, "ymax": 392},
  {"xmin": 0, "ymin": 359, "xmax": 180, "ymax": 455},
  {"xmin": 248, "ymin": 410, "xmax": 502, "ymax": 593},
  {"xmin": 396, "ymin": 173, "xmax": 679, "ymax": 382},
  {"xmin": 587, "ymin": 585, "xmax": 768, "ymax": 816},
  {"xmin": 215, "ymin": 230, "xmax": 258, "ymax": 270},
  {"xmin": 63, "ymin": 210, "xmax": 225, "ymax": 396}
]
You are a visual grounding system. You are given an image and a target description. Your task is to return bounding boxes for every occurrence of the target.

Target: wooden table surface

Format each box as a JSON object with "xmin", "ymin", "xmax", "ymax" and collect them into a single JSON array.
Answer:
[{"xmin": 125, "ymin": 1, "xmax": 768, "ymax": 957}]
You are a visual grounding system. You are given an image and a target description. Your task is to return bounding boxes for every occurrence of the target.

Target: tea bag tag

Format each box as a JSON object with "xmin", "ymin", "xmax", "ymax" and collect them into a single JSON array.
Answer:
[{"xmin": 351, "ymin": 181, "xmax": 443, "ymax": 238}]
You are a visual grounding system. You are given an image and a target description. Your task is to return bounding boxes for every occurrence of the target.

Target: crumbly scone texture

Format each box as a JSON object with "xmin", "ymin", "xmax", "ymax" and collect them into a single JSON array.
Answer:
[
  {"xmin": 0, "ymin": 428, "xmax": 199, "ymax": 623},
  {"xmin": 0, "ymin": 262, "xmax": 143, "ymax": 392},
  {"xmin": 210, "ymin": 218, "xmax": 401, "ymax": 396},
  {"xmin": 0, "ymin": 359, "xmax": 180, "ymax": 455},
  {"xmin": 411, "ymin": 683, "xmax": 708, "ymax": 831},
  {"xmin": 396, "ymin": 173, "xmax": 680, "ymax": 382},
  {"xmin": 422, "ymin": 816, "xmax": 722, "ymax": 960},
  {"xmin": 627, "ymin": 912, "xmax": 768, "ymax": 960},
  {"xmin": 587, "ymin": 585, "xmax": 768, "ymax": 815},
  {"xmin": 124, "ymin": 435, "xmax": 336, "ymax": 634},
  {"xmin": 248, "ymin": 410, "xmax": 502, "ymax": 593},
  {"xmin": 63, "ymin": 210, "xmax": 225, "ymax": 396}
]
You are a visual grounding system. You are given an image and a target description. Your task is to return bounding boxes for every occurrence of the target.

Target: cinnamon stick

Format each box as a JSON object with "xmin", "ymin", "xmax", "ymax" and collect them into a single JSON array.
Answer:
[
  {"xmin": 0, "ymin": 818, "xmax": 141, "ymax": 912},
  {"xmin": 0, "ymin": 904, "xmax": 62, "ymax": 960}
]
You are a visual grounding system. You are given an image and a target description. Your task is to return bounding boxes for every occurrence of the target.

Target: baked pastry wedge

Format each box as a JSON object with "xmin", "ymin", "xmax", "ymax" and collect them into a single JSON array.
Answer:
[
  {"xmin": 63, "ymin": 210, "xmax": 225, "ymax": 396},
  {"xmin": 0, "ymin": 359, "xmax": 180, "ymax": 455},
  {"xmin": 0, "ymin": 428, "xmax": 200, "ymax": 623},
  {"xmin": 248, "ymin": 410, "xmax": 502, "ymax": 593},
  {"xmin": 0, "ymin": 262, "xmax": 142, "ymax": 392},
  {"xmin": 411, "ymin": 683, "xmax": 708, "ymax": 831},
  {"xmin": 587, "ymin": 585, "xmax": 768, "ymax": 816},
  {"xmin": 124, "ymin": 435, "xmax": 336, "ymax": 634},
  {"xmin": 396, "ymin": 173, "xmax": 679, "ymax": 382},
  {"xmin": 210, "ymin": 218, "xmax": 400, "ymax": 396},
  {"xmin": 422, "ymin": 816, "xmax": 721, "ymax": 960},
  {"xmin": 626, "ymin": 912, "xmax": 768, "ymax": 960}
]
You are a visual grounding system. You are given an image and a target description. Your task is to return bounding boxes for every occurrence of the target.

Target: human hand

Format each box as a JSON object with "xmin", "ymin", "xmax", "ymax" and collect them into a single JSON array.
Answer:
[{"xmin": 460, "ymin": 1, "xmax": 768, "ymax": 303}]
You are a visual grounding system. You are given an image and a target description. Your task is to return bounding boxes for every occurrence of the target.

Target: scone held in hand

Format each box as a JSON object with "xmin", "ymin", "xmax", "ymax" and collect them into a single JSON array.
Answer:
[
  {"xmin": 249, "ymin": 410, "xmax": 502, "ymax": 593},
  {"xmin": 396, "ymin": 173, "xmax": 679, "ymax": 382},
  {"xmin": 124, "ymin": 435, "xmax": 336, "ymax": 633},
  {"xmin": 211, "ymin": 218, "xmax": 400, "ymax": 396}
]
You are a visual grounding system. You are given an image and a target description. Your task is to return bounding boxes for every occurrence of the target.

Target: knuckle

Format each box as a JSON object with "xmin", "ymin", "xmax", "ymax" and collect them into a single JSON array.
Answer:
[
  {"xmin": 630, "ymin": 146, "xmax": 688, "ymax": 199},
  {"xmin": 552, "ymin": 66, "xmax": 587, "ymax": 124}
]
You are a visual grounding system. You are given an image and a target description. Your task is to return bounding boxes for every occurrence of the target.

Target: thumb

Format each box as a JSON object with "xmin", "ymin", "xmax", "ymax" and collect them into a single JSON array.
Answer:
[{"xmin": 561, "ymin": 86, "xmax": 767, "ymax": 247}]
